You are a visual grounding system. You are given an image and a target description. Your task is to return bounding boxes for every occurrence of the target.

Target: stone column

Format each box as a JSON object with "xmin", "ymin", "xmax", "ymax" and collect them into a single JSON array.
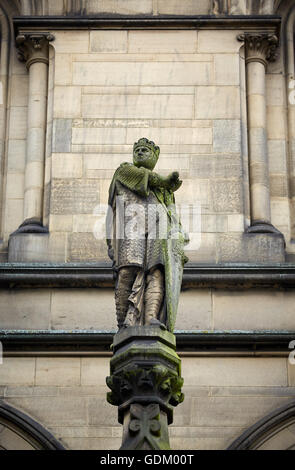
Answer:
[
  {"xmin": 15, "ymin": 33, "xmax": 54, "ymax": 233},
  {"xmin": 238, "ymin": 33, "xmax": 281, "ymax": 234}
]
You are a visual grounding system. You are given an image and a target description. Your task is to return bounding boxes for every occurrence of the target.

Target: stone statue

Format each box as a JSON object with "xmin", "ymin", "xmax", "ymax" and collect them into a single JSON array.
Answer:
[{"xmin": 106, "ymin": 138, "xmax": 188, "ymax": 332}]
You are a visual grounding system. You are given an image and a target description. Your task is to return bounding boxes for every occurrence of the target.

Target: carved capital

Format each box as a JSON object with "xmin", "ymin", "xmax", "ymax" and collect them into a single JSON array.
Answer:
[
  {"xmin": 16, "ymin": 33, "xmax": 54, "ymax": 70},
  {"xmin": 238, "ymin": 33, "xmax": 279, "ymax": 66}
]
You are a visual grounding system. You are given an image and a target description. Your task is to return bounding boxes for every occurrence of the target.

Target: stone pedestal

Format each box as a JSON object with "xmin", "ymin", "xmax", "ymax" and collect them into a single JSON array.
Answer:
[{"xmin": 106, "ymin": 326, "xmax": 184, "ymax": 450}]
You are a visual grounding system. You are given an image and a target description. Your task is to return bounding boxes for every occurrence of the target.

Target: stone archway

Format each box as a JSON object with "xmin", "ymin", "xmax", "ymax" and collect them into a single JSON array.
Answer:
[
  {"xmin": 0, "ymin": 400, "xmax": 65, "ymax": 450},
  {"xmin": 228, "ymin": 401, "xmax": 295, "ymax": 450}
]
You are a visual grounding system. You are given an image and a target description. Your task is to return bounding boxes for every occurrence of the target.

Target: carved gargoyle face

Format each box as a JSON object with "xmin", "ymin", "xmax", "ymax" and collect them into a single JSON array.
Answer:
[{"xmin": 133, "ymin": 144, "xmax": 158, "ymax": 171}]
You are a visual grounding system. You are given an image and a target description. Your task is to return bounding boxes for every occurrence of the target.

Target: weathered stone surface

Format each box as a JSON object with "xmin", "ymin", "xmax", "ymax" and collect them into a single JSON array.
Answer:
[
  {"xmin": 6, "ymin": 173, "xmax": 24, "ymax": 199},
  {"xmin": 128, "ymin": 30, "xmax": 198, "ymax": 53},
  {"xmin": 191, "ymin": 155, "xmax": 242, "ymax": 179},
  {"xmin": 211, "ymin": 386, "xmax": 295, "ymax": 397},
  {"xmin": 195, "ymin": 86, "xmax": 240, "ymax": 119},
  {"xmin": 81, "ymin": 359, "xmax": 110, "ymax": 386},
  {"xmin": 74, "ymin": 62, "xmax": 212, "ymax": 86},
  {"xmin": 5, "ymin": 386, "xmax": 58, "ymax": 397},
  {"xmin": 53, "ymin": 87, "xmax": 82, "ymax": 119},
  {"xmin": 8, "ymin": 233, "xmax": 50, "ymax": 263},
  {"xmin": 198, "ymin": 31, "xmax": 242, "ymax": 53},
  {"xmin": 214, "ymin": 54, "xmax": 240, "ymax": 86},
  {"xmin": 55, "ymin": 54, "xmax": 72, "ymax": 85},
  {"xmin": 52, "ymin": 119, "xmax": 72, "ymax": 153},
  {"xmin": 192, "ymin": 396, "xmax": 293, "ymax": 427},
  {"xmin": 270, "ymin": 175, "xmax": 288, "ymax": 197},
  {"xmin": 88, "ymin": 396, "xmax": 118, "ymax": 426},
  {"xmin": 72, "ymin": 128, "xmax": 126, "ymax": 145},
  {"xmin": 7, "ymin": 140, "xmax": 26, "ymax": 172},
  {"xmin": 182, "ymin": 357, "xmax": 287, "ymax": 387},
  {"xmin": 266, "ymin": 73, "xmax": 285, "ymax": 106},
  {"xmin": 8, "ymin": 107, "xmax": 27, "ymax": 139},
  {"xmin": 87, "ymin": 0, "xmax": 153, "ymax": 14},
  {"xmin": 7, "ymin": 397, "xmax": 88, "ymax": 426},
  {"xmin": 227, "ymin": 214, "xmax": 244, "ymax": 232},
  {"xmin": 213, "ymin": 120, "xmax": 241, "ymax": 153},
  {"xmin": 4, "ymin": 199, "xmax": 23, "ymax": 236},
  {"xmin": 51, "ymin": 288, "xmax": 116, "ymax": 330},
  {"xmin": 214, "ymin": 289, "xmax": 295, "ymax": 330},
  {"xmin": 35, "ymin": 358, "xmax": 81, "ymax": 387},
  {"xmin": 201, "ymin": 214, "xmax": 228, "ymax": 233},
  {"xmin": 127, "ymin": 127, "xmax": 212, "ymax": 146},
  {"xmin": 217, "ymin": 233, "xmax": 285, "ymax": 263},
  {"xmin": 52, "ymin": 153, "xmax": 83, "ymax": 179},
  {"xmin": 10, "ymin": 74, "xmax": 29, "ymax": 107},
  {"xmin": 51, "ymin": 179, "xmax": 100, "ymax": 214},
  {"xmin": 211, "ymin": 180, "xmax": 243, "ymax": 213},
  {"xmin": 0, "ymin": 358, "xmax": 35, "ymax": 386},
  {"xmin": 176, "ymin": 290, "xmax": 212, "ymax": 330},
  {"xmin": 267, "ymin": 105, "xmax": 286, "ymax": 140},
  {"xmin": 60, "ymin": 437, "xmax": 122, "ymax": 451},
  {"xmin": 157, "ymin": 0, "xmax": 210, "ymax": 14},
  {"xmin": 0, "ymin": 289, "xmax": 51, "ymax": 330},
  {"xmin": 49, "ymin": 214, "xmax": 73, "ymax": 232},
  {"xmin": 90, "ymin": 31, "xmax": 128, "ymax": 53},
  {"xmin": 268, "ymin": 140, "xmax": 287, "ymax": 173},
  {"xmin": 82, "ymin": 94, "xmax": 194, "ymax": 119},
  {"xmin": 53, "ymin": 31, "xmax": 89, "ymax": 54},
  {"xmin": 68, "ymin": 234, "xmax": 109, "ymax": 262}
]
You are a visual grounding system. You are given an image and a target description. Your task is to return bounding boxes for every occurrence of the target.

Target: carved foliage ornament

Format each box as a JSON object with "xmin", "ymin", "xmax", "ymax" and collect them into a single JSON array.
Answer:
[
  {"xmin": 16, "ymin": 33, "xmax": 54, "ymax": 69},
  {"xmin": 106, "ymin": 364, "xmax": 184, "ymax": 409},
  {"xmin": 238, "ymin": 33, "xmax": 279, "ymax": 65}
]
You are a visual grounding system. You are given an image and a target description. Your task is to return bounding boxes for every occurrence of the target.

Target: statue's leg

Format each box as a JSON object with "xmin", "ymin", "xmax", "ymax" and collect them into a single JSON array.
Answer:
[
  {"xmin": 115, "ymin": 267, "xmax": 138, "ymax": 330},
  {"xmin": 144, "ymin": 267, "xmax": 164, "ymax": 326}
]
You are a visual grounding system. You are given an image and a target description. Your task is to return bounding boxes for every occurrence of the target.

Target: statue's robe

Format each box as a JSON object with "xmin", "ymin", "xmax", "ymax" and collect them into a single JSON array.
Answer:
[{"xmin": 106, "ymin": 162, "xmax": 188, "ymax": 331}]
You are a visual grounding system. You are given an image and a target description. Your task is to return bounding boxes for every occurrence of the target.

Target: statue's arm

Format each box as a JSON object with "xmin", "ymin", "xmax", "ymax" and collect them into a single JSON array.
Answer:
[{"xmin": 148, "ymin": 171, "xmax": 182, "ymax": 192}]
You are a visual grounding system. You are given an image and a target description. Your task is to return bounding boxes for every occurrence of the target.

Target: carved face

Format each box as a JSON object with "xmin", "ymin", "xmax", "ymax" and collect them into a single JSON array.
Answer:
[{"xmin": 133, "ymin": 145, "xmax": 158, "ymax": 170}]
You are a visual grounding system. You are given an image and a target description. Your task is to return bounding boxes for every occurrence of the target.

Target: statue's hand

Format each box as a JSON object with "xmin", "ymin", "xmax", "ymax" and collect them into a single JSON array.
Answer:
[{"xmin": 168, "ymin": 172, "xmax": 182, "ymax": 191}]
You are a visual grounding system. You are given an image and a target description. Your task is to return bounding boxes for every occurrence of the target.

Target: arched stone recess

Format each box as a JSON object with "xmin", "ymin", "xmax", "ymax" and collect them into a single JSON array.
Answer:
[
  {"xmin": 0, "ymin": 400, "xmax": 65, "ymax": 450},
  {"xmin": 228, "ymin": 401, "xmax": 295, "ymax": 450}
]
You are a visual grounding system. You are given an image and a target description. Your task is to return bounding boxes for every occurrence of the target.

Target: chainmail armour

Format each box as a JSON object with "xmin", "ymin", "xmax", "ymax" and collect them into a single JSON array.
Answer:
[{"xmin": 107, "ymin": 161, "xmax": 187, "ymax": 331}]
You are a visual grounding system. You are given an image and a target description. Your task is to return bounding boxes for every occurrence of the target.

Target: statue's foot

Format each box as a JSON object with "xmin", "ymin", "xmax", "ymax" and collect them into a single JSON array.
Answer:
[{"xmin": 148, "ymin": 318, "xmax": 167, "ymax": 330}]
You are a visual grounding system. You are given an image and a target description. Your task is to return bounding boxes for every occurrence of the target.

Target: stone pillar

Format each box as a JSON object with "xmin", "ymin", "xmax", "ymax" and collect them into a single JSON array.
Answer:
[
  {"xmin": 238, "ymin": 33, "xmax": 281, "ymax": 234},
  {"xmin": 106, "ymin": 327, "xmax": 184, "ymax": 450},
  {"xmin": 15, "ymin": 33, "xmax": 54, "ymax": 233}
]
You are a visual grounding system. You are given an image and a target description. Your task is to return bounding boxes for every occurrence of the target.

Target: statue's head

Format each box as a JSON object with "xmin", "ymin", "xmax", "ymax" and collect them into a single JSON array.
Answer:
[{"xmin": 133, "ymin": 138, "xmax": 160, "ymax": 170}]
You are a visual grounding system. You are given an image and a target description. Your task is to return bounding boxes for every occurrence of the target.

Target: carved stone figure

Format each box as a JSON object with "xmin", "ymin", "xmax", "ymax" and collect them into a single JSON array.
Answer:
[{"xmin": 106, "ymin": 138, "xmax": 188, "ymax": 332}]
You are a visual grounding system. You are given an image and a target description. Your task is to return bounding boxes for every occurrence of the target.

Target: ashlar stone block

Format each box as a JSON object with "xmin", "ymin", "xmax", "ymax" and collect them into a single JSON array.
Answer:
[
  {"xmin": 35, "ymin": 358, "xmax": 81, "ymax": 386},
  {"xmin": 82, "ymin": 94, "xmax": 194, "ymax": 119},
  {"xmin": 74, "ymin": 61, "xmax": 211, "ymax": 86},
  {"xmin": 213, "ymin": 120, "xmax": 241, "ymax": 154},
  {"xmin": 128, "ymin": 30, "xmax": 198, "ymax": 53},
  {"xmin": 90, "ymin": 31, "xmax": 127, "ymax": 53},
  {"xmin": 52, "ymin": 119, "xmax": 72, "ymax": 153},
  {"xmin": 195, "ymin": 87, "xmax": 240, "ymax": 119},
  {"xmin": 51, "ymin": 179, "xmax": 100, "ymax": 215},
  {"xmin": 54, "ymin": 87, "xmax": 81, "ymax": 119}
]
